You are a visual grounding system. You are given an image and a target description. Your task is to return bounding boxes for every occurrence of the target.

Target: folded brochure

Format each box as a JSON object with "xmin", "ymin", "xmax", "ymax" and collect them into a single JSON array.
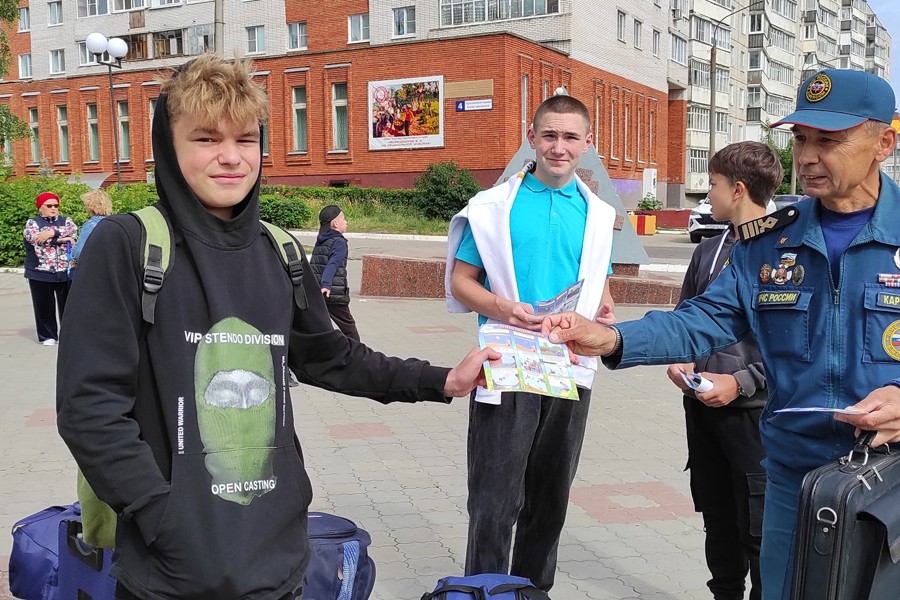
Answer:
[
  {"xmin": 774, "ymin": 406, "xmax": 866, "ymax": 415},
  {"xmin": 478, "ymin": 323, "xmax": 578, "ymax": 400},
  {"xmin": 533, "ymin": 279, "xmax": 584, "ymax": 316}
]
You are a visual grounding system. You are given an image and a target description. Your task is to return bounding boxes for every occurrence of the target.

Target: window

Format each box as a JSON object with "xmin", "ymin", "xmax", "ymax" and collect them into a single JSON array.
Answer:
[
  {"xmin": 803, "ymin": 24, "xmax": 815, "ymax": 39},
  {"xmin": 87, "ymin": 103, "xmax": 99, "ymax": 161},
  {"xmin": 617, "ymin": 11, "xmax": 626, "ymax": 42},
  {"xmin": 29, "ymin": 108, "xmax": 40, "ymax": 164},
  {"xmin": 441, "ymin": 0, "xmax": 559, "ymax": 25},
  {"xmin": 331, "ymin": 83, "xmax": 348, "ymax": 151},
  {"xmin": 687, "ymin": 104, "xmax": 710, "ymax": 131},
  {"xmin": 770, "ymin": 0, "xmax": 796, "ymax": 20},
  {"xmin": 79, "ymin": 42, "xmax": 110, "ymax": 65},
  {"xmin": 594, "ymin": 93, "xmax": 604, "ymax": 156},
  {"xmin": 652, "ymin": 29, "xmax": 660, "ymax": 57},
  {"xmin": 637, "ymin": 106, "xmax": 644, "ymax": 162},
  {"xmin": 521, "ymin": 73, "xmax": 528, "ymax": 142},
  {"xmin": 118, "ymin": 101, "xmax": 130, "ymax": 160},
  {"xmin": 48, "ymin": 2, "xmax": 63, "ymax": 25},
  {"xmin": 261, "ymin": 122, "xmax": 269, "ymax": 156},
  {"xmin": 689, "ymin": 149, "xmax": 708, "ymax": 174},
  {"xmin": 691, "ymin": 15, "xmax": 730, "ymax": 49},
  {"xmin": 623, "ymin": 104, "xmax": 631, "ymax": 160},
  {"xmin": 153, "ymin": 0, "xmax": 179, "ymax": 6},
  {"xmin": 292, "ymin": 87, "xmax": 308, "ymax": 152},
  {"xmin": 78, "ymin": 0, "xmax": 110, "ymax": 17},
  {"xmin": 716, "ymin": 111, "xmax": 729, "ymax": 134},
  {"xmin": 148, "ymin": 98, "xmax": 157, "ymax": 159},
  {"xmin": 542, "ymin": 80, "xmax": 549, "ymax": 101},
  {"xmin": 114, "ymin": 0, "xmax": 145, "ymax": 9},
  {"xmin": 57, "ymin": 106, "xmax": 69, "ymax": 163},
  {"xmin": 154, "ymin": 30, "xmax": 183, "ymax": 57},
  {"xmin": 19, "ymin": 54, "xmax": 32, "ymax": 79},
  {"xmin": 246, "ymin": 26, "xmax": 265, "ymax": 54},
  {"xmin": 394, "ymin": 7, "xmax": 416, "ymax": 36},
  {"xmin": 125, "ymin": 34, "xmax": 149, "ymax": 59},
  {"xmin": 349, "ymin": 14, "xmax": 369, "ymax": 42},
  {"xmin": 610, "ymin": 99, "xmax": 618, "ymax": 158},
  {"xmin": 649, "ymin": 108, "xmax": 655, "ymax": 162},
  {"xmin": 2, "ymin": 136, "xmax": 12, "ymax": 165},
  {"xmin": 633, "ymin": 19, "xmax": 642, "ymax": 49},
  {"xmin": 50, "ymin": 50, "xmax": 66, "ymax": 75},
  {"xmin": 18, "ymin": 7, "xmax": 29, "ymax": 31},
  {"xmin": 750, "ymin": 14, "xmax": 763, "ymax": 33},
  {"xmin": 670, "ymin": 34, "xmax": 687, "ymax": 65},
  {"xmin": 288, "ymin": 22, "xmax": 307, "ymax": 50}
]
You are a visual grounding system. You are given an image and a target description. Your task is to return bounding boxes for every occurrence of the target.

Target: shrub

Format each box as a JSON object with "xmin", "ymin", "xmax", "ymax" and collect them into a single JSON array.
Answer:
[
  {"xmin": 259, "ymin": 194, "xmax": 312, "ymax": 229},
  {"xmin": 637, "ymin": 193, "xmax": 662, "ymax": 211},
  {"xmin": 414, "ymin": 161, "xmax": 482, "ymax": 221},
  {"xmin": 107, "ymin": 183, "xmax": 158, "ymax": 214}
]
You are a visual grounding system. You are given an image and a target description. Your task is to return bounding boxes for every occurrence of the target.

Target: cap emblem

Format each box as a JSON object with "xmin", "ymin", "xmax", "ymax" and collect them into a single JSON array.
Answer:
[{"xmin": 806, "ymin": 74, "xmax": 832, "ymax": 103}]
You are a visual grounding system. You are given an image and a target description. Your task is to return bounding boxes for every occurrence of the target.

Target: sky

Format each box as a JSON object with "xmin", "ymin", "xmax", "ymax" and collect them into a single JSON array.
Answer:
[{"xmin": 866, "ymin": 0, "xmax": 900, "ymax": 108}]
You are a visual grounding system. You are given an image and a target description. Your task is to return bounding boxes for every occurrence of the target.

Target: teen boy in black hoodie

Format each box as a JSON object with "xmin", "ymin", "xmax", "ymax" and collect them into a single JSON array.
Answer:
[{"xmin": 56, "ymin": 54, "xmax": 495, "ymax": 600}]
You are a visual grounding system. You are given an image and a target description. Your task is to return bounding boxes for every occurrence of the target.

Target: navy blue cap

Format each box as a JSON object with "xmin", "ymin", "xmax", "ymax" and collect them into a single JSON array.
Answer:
[{"xmin": 772, "ymin": 69, "xmax": 896, "ymax": 131}]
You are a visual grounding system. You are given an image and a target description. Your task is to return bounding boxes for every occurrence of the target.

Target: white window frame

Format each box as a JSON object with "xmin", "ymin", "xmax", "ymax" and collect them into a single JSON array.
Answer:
[
  {"xmin": 610, "ymin": 99, "xmax": 618, "ymax": 159},
  {"xmin": 288, "ymin": 22, "xmax": 307, "ymax": 50},
  {"xmin": 50, "ymin": 49, "xmax": 66, "ymax": 75},
  {"xmin": 393, "ymin": 7, "xmax": 416, "ymax": 37},
  {"xmin": 349, "ymin": 14, "xmax": 369, "ymax": 43},
  {"xmin": 48, "ymin": 2, "xmax": 63, "ymax": 26},
  {"xmin": 153, "ymin": 0, "xmax": 180, "ymax": 7},
  {"xmin": 331, "ymin": 83, "xmax": 348, "ymax": 151},
  {"xmin": 29, "ymin": 108, "xmax": 40, "ymax": 164},
  {"xmin": 148, "ymin": 98, "xmax": 157, "ymax": 159},
  {"xmin": 617, "ymin": 11, "xmax": 626, "ymax": 42},
  {"xmin": 19, "ymin": 54, "xmax": 32, "ymax": 79},
  {"xmin": 18, "ymin": 7, "xmax": 29, "ymax": 31},
  {"xmin": 78, "ymin": 0, "xmax": 111, "ymax": 17},
  {"xmin": 87, "ymin": 103, "xmax": 100, "ymax": 162},
  {"xmin": 652, "ymin": 29, "xmax": 660, "ymax": 57},
  {"xmin": 292, "ymin": 86, "xmax": 308, "ymax": 152},
  {"xmin": 670, "ymin": 34, "xmax": 687, "ymax": 65},
  {"xmin": 246, "ymin": 25, "xmax": 265, "ymax": 54},
  {"xmin": 114, "ymin": 0, "xmax": 145, "ymax": 10},
  {"xmin": 118, "ymin": 101, "xmax": 130, "ymax": 161},
  {"xmin": 633, "ymin": 19, "xmax": 642, "ymax": 49},
  {"xmin": 57, "ymin": 106, "xmax": 69, "ymax": 163},
  {"xmin": 78, "ymin": 42, "xmax": 110, "ymax": 65}
]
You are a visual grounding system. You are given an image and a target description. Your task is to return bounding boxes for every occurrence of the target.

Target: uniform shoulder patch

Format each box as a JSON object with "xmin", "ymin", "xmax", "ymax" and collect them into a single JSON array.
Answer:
[{"xmin": 738, "ymin": 206, "xmax": 800, "ymax": 242}]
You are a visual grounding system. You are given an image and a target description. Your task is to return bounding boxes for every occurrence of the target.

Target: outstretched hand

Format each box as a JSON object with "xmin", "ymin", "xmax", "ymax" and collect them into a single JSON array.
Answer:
[
  {"xmin": 541, "ymin": 312, "xmax": 618, "ymax": 357},
  {"xmin": 507, "ymin": 302, "xmax": 543, "ymax": 330},
  {"xmin": 594, "ymin": 303, "xmax": 616, "ymax": 325},
  {"xmin": 835, "ymin": 385, "xmax": 900, "ymax": 446},
  {"xmin": 443, "ymin": 346, "xmax": 502, "ymax": 398}
]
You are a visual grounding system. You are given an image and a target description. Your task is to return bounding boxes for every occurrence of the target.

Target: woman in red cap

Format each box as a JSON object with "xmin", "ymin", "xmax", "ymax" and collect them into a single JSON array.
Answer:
[{"xmin": 23, "ymin": 191, "xmax": 77, "ymax": 345}]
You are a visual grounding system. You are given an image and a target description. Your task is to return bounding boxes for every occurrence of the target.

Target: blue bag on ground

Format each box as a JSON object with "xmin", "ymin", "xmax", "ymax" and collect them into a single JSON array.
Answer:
[
  {"xmin": 302, "ymin": 512, "xmax": 376, "ymax": 600},
  {"xmin": 421, "ymin": 574, "xmax": 551, "ymax": 600},
  {"xmin": 9, "ymin": 503, "xmax": 81, "ymax": 600},
  {"xmin": 57, "ymin": 518, "xmax": 116, "ymax": 600}
]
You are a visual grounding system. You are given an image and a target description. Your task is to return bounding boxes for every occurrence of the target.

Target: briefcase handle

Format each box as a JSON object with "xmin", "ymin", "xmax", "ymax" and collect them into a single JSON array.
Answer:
[{"xmin": 846, "ymin": 430, "xmax": 888, "ymax": 466}]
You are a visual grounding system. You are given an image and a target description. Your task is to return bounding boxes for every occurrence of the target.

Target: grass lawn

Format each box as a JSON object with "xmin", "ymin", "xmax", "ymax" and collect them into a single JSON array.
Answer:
[{"xmin": 303, "ymin": 199, "xmax": 449, "ymax": 236}]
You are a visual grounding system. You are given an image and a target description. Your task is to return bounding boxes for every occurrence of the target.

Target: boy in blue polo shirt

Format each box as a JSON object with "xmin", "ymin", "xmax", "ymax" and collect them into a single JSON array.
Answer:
[{"xmin": 445, "ymin": 94, "xmax": 617, "ymax": 591}]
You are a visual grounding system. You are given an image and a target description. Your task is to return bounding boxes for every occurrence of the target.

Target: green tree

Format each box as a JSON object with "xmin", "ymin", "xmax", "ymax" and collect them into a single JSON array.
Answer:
[
  {"xmin": 0, "ymin": 104, "xmax": 29, "ymax": 178},
  {"xmin": 0, "ymin": 0, "xmax": 20, "ymax": 79},
  {"xmin": 762, "ymin": 121, "xmax": 794, "ymax": 194}
]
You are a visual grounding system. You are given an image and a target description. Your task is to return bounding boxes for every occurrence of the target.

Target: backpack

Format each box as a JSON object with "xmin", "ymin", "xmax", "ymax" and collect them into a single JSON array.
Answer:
[
  {"xmin": 9, "ymin": 503, "xmax": 81, "ymax": 600},
  {"xmin": 132, "ymin": 204, "xmax": 309, "ymax": 324},
  {"xmin": 302, "ymin": 512, "xmax": 376, "ymax": 600},
  {"xmin": 75, "ymin": 204, "xmax": 311, "ymax": 549},
  {"xmin": 421, "ymin": 574, "xmax": 550, "ymax": 600}
]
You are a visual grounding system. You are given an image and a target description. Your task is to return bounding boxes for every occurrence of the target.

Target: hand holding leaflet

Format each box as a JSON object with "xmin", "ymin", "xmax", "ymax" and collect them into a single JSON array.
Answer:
[
  {"xmin": 774, "ymin": 407, "xmax": 867, "ymax": 415},
  {"xmin": 679, "ymin": 370, "xmax": 714, "ymax": 393}
]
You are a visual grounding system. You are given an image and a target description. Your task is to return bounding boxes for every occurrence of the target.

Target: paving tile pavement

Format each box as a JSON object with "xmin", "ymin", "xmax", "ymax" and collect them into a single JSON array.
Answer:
[{"xmin": 0, "ymin": 271, "xmax": 720, "ymax": 600}]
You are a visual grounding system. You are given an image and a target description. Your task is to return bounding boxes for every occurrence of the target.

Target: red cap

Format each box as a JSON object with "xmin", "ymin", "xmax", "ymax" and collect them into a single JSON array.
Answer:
[{"xmin": 36, "ymin": 192, "xmax": 60, "ymax": 209}]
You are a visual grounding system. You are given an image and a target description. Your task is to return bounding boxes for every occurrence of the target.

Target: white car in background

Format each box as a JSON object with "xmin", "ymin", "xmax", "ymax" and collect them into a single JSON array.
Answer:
[{"xmin": 688, "ymin": 197, "xmax": 780, "ymax": 243}]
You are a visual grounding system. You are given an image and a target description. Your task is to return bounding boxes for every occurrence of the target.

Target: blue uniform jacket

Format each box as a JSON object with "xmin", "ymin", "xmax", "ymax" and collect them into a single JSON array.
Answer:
[{"xmin": 612, "ymin": 172, "xmax": 900, "ymax": 474}]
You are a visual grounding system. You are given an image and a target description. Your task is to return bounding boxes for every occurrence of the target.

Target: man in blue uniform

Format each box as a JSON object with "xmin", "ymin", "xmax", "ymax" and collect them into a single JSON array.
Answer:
[{"xmin": 540, "ymin": 69, "xmax": 900, "ymax": 598}]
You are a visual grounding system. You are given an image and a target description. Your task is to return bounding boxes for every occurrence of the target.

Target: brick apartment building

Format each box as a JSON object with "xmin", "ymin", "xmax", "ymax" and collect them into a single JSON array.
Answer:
[{"xmin": 1, "ymin": 1, "xmax": 687, "ymax": 206}]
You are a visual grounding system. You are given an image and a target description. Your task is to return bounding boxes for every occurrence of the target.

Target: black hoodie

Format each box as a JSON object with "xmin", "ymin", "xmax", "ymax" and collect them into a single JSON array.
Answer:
[{"xmin": 57, "ymin": 93, "xmax": 451, "ymax": 599}]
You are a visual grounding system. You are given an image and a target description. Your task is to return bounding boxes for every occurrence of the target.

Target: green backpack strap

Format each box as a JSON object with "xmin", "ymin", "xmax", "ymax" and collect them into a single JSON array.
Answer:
[
  {"xmin": 260, "ymin": 221, "xmax": 309, "ymax": 311},
  {"xmin": 132, "ymin": 205, "xmax": 172, "ymax": 324}
]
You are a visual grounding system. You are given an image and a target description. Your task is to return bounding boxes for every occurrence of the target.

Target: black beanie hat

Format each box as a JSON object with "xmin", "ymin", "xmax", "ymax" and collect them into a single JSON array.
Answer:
[{"xmin": 318, "ymin": 204, "xmax": 342, "ymax": 232}]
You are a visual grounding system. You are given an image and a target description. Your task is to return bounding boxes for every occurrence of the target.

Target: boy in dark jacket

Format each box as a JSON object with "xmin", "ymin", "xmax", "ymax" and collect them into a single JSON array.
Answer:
[
  {"xmin": 666, "ymin": 141, "xmax": 782, "ymax": 600},
  {"xmin": 56, "ymin": 54, "xmax": 494, "ymax": 600},
  {"xmin": 310, "ymin": 205, "xmax": 359, "ymax": 341}
]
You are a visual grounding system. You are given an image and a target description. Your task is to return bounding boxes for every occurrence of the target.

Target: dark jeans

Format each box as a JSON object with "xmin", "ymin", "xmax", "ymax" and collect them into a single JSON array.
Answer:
[
  {"xmin": 683, "ymin": 396, "xmax": 767, "ymax": 600},
  {"xmin": 326, "ymin": 302, "xmax": 360, "ymax": 342},
  {"xmin": 465, "ymin": 388, "xmax": 591, "ymax": 591},
  {"xmin": 116, "ymin": 583, "xmax": 302, "ymax": 599},
  {"xmin": 27, "ymin": 278, "xmax": 69, "ymax": 342}
]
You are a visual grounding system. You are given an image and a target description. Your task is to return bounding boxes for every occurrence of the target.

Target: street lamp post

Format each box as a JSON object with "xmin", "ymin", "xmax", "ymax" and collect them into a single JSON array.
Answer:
[
  {"xmin": 86, "ymin": 33, "xmax": 128, "ymax": 189},
  {"xmin": 709, "ymin": 0, "xmax": 764, "ymax": 161}
]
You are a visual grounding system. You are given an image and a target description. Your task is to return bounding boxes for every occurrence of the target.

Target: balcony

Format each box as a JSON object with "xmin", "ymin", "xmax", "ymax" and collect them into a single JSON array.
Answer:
[
  {"xmin": 803, "ymin": 10, "xmax": 817, "ymax": 23},
  {"xmin": 747, "ymin": 107, "xmax": 761, "ymax": 122},
  {"xmin": 747, "ymin": 71, "xmax": 762, "ymax": 85},
  {"xmin": 748, "ymin": 33, "xmax": 764, "ymax": 48}
]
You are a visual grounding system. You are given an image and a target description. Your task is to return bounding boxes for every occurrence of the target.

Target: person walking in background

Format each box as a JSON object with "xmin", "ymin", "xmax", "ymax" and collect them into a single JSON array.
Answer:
[
  {"xmin": 71, "ymin": 189, "xmax": 113, "ymax": 270},
  {"xmin": 667, "ymin": 141, "xmax": 782, "ymax": 600},
  {"xmin": 446, "ymin": 93, "xmax": 617, "ymax": 591},
  {"xmin": 24, "ymin": 191, "xmax": 77, "ymax": 345},
  {"xmin": 311, "ymin": 204, "xmax": 360, "ymax": 342}
]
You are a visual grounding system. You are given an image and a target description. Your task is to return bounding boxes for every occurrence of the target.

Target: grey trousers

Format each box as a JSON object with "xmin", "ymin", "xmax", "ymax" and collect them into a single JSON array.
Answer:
[{"xmin": 464, "ymin": 387, "xmax": 592, "ymax": 591}]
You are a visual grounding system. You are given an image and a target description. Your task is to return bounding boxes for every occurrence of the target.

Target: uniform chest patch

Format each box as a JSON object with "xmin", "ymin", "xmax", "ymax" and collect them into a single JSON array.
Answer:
[
  {"xmin": 877, "ymin": 293, "xmax": 900, "ymax": 309},
  {"xmin": 757, "ymin": 291, "xmax": 801, "ymax": 306},
  {"xmin": 883, "ymin": 320, "xmax": 900, "ymax": 362}
]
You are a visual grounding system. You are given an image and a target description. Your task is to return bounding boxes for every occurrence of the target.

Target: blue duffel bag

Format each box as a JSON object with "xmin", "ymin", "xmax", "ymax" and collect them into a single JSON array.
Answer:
[
  {"xmin": 421, "ymin": 574, "xmax": 551, "ymax": 600},
  {"xmin": 302, "ymin": 512, "xmax": 376, "ymax": 600},
  {"xmin": 9, "ymin": 503, "xmax": 81, "ymax": 600}
]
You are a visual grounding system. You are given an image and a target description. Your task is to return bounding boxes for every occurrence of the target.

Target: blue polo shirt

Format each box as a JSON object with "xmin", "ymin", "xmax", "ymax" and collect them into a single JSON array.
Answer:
[{"xmin": 456, "ymin": 173, "xmax": 597, "ymax": 323}]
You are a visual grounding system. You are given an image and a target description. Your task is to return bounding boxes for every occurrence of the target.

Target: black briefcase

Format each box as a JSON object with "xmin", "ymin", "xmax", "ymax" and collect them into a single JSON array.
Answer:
[{"xmin": 792, "ymin": 432, "xmax": 900, "ymax": 599}]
